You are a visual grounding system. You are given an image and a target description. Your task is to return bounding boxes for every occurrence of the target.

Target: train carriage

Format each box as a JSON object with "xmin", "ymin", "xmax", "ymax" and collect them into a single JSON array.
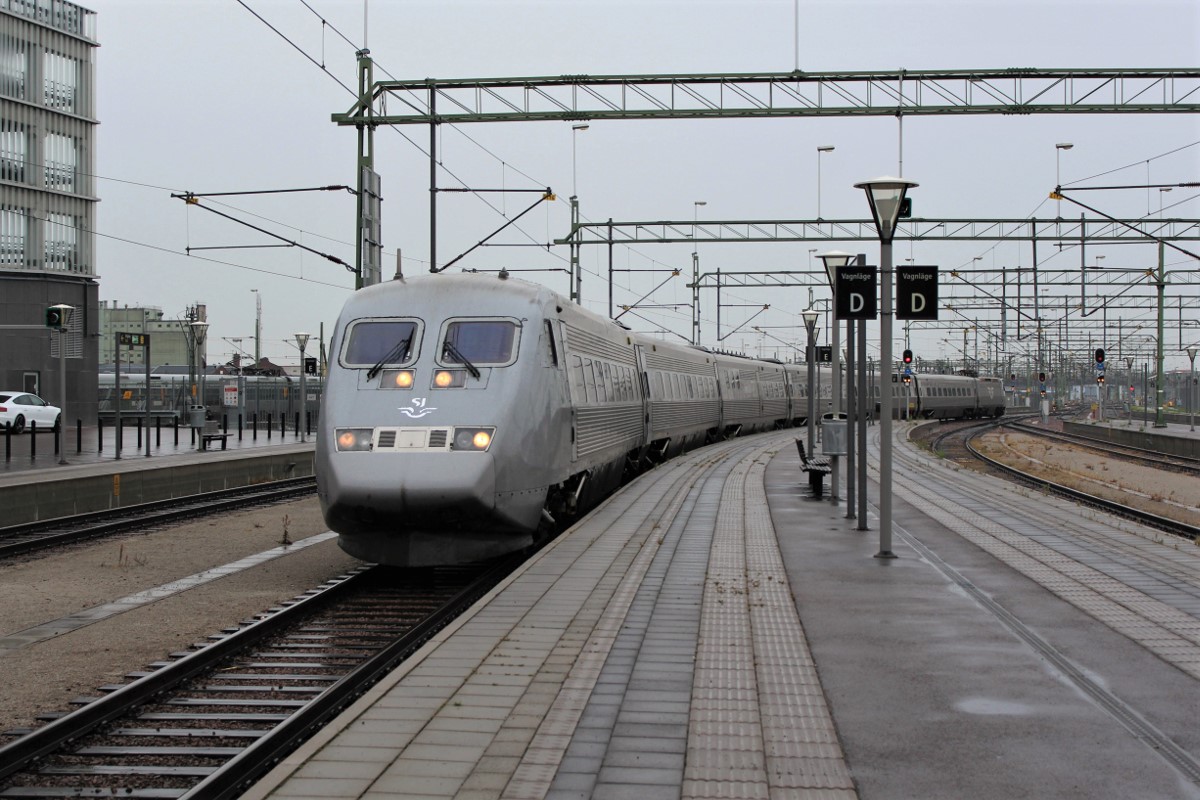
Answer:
[{"xmin": 638, "ymin": 343, "xmax": 721, "ymax": 461}]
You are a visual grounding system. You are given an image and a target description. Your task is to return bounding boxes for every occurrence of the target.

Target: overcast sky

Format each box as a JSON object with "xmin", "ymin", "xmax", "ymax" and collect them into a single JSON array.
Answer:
[{"xmin": 86, "ymin": 0, "xmax": 1199, "ymax": 373}]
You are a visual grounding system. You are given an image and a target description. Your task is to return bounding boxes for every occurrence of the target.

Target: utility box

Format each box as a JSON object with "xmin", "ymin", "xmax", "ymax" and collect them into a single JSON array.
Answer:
[
  {"xmin": 821, "ymin": 413, "xmax": 847, "ymax": 456},
  {"xmin": 188, "ymin": 405, "xmax": 206, "ymax": 429}
]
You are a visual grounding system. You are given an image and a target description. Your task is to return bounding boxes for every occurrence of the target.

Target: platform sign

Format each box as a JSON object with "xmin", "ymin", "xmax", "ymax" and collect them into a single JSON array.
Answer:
[
  {"xmin": 896, "ymin": 266, "xmax": 938, "ymax": 320},
  {"xmin": 834, "ymin": 265, "xmax": 877, "ymax": 320},
  {"xmin": 118, "ymin": 332, "xmax": 149, "ymax": 347}
]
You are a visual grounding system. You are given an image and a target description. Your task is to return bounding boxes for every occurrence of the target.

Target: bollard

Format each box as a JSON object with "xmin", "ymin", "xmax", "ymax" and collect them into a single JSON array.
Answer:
[
  {"xmin": 4, "ymin": 420, "xmax": 10, "ymax": 461},
  {"xmin": 76, "ymin": 419, "xmax": 82, "ymax": 454},
  {"xmin": 252, "ymin": 413, "xmax": 258, "ymax": 441},
  {"xmin": 98, "ymin": 418, "xmax": 103, "ymax": 452},
  {"xmin": 54, "ymin": 424, "xmax": 60, "ymax": 456},
  {"xmin": 136, "ymin": 418, "xmax": 142, "ymax": 450},
  {"xmin": 222, "ymin": 413, "xmax": 228, "ymax": 432},
  {"xmin": 238, "ymin": 413, "xmax": 243, "ymax": 441},
  {"xmin": 156, "ymin": 417, "xmax": 161, "ymax": 448},
  {"xmin": 173, "ymin": 415, "xmax": 179, "ymax": 446},
  {"xmin": 281, "ymin": 413, "xmax": 286, "ymax": 436},
  {"xmin": 294, "ymin": 412, "xmax": 300, "ymax": 438},
  {"xmin": 30, "ymin": 420, "xmax": 36, "ymax": 459},
  {"xmin": 267, "ymin": 413, "xmax": 272, "ymax": 441},
  {"xmin": 305, "ymin": 410, "xmax": 311, "ymax": 436}
]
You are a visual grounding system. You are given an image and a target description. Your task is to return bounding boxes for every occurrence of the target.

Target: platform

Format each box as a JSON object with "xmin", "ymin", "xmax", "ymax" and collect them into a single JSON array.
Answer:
[
  {"xmin": 242, "ymin": 427, "xmax": 1200, "ymax": 800},
  {"xmin": 0, "ymin": 421, "xmax": 314, "ymax": 525}
]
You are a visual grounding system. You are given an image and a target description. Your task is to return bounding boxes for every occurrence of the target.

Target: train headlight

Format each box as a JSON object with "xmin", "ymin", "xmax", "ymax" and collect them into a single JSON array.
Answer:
[
  {"xmin": 433, "ymin": 370, "xmax": 467, "ymax": 389},
  {"xmin": 381, "ymin": 369, "xmax": 415, "ymax": 389},
  {"xmin": 335, "ymin": 428, "xmax": 374, "ymax": 451},
  {"xmin": 452, "ymin": 427, "xmax": 495, "ymax": 451}
]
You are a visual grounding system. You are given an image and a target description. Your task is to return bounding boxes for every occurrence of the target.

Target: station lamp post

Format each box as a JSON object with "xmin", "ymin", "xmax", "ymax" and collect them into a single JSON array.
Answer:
[
  {"xmin": 802, "ymin": 310, "xmax": 820, "ymax": 457},
  {"xmin": 818, "ymin": 250, "xmax": 853, "ymax": 507},
  {"xmin": 295, "ymin": 332, "xmax": 311, "ymax": 443},
  {"xmin": 854, "ymin": 176, "xmax": 918, "ymax": 560}
]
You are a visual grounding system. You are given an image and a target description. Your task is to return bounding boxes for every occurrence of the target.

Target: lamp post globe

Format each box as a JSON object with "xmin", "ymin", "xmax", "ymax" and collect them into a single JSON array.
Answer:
[{"xmin": 853, "ymin": 176, "xmax": 918, "ymax": 560}]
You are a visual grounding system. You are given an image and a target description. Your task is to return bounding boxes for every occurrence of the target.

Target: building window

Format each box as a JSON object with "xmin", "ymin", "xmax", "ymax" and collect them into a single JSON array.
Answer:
[
  {"xmin": 43, "ymin": 132, "xmax": 75, "ymax": 191},
  {"xmin": 0, "ymin": 35, "xmax": 27, "ymax": 100},
  {"xmin": 0, "ymin": 205, "xmax": 26, "ymax": 265},
  {"xmin": 43, "ymin": 50, "xmax": 77, "ymax": 112},
  {"xmin": 43, "ymin": 211, "xmax": 76, "ymax": 271}
]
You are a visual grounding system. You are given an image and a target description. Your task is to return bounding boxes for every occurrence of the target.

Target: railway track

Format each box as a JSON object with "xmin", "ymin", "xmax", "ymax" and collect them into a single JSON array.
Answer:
[
  {"xmin": 0, "ymin": 556, "xmax": 522, "ymax": 799},
  {"xmin": 0, "ymin": 477, "xmax": 317, "ymax": 560},
  {"xmin": 923, "ymin": 419, "xmax": 1198, "ymax": 541},
  {"xmin": 1003, "ymin": 419, "xmax": 1200, "ymax": 475}
]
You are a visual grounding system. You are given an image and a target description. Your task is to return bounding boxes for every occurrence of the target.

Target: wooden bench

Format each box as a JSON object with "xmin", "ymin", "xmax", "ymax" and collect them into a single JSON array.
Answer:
[
  {"xmin": 200, "ymin": 420, "xmax": 231, "ymax": 451},
  {"xmin": 795, "ymin": 438, "xmax": 831, "ymax": 494}
]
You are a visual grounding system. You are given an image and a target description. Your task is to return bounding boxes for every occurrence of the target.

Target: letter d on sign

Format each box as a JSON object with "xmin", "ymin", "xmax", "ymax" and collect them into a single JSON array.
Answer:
[
  {"xmin": 911, "ymin": 294, "xmax": 925, "ymax": 314},
  {"xmin": 850, "ymin": 293, "xmax": 864, "ymax": 313}
]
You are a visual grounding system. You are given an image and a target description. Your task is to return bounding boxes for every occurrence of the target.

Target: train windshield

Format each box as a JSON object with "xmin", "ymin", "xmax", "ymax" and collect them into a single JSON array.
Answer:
[
  {"xmin": 342, "ymin": 320, "xmax": 420, "ymax": 367},
  {"xmin": 441, "ymin": 320, "xmax": 519, "ymax": 366}
]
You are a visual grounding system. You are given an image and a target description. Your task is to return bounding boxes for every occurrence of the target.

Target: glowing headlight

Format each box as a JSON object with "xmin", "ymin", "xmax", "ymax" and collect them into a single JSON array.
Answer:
[
  {"xmin": 335, "ymin": 428, "xmax": 373, "ymax": 451},
  {"xmin": 433, "ymin": 370, "xmax": 467, "ymax": 388},
  {"xmin": 453, "ymin": 427, "xmax": 495, "ymax": 451},
  {"xmin": 381, "ymin": 369, "xmax": 414, "ymax": 389}
]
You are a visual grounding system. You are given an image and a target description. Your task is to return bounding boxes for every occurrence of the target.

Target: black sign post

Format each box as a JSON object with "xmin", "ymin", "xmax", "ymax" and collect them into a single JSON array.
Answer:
[
  {"xmin": 115, "ymin": 332, "xmax": 152, "ymax": 458},
  {"xmin": 834, "ymin": 266, "xmax": 878, "ymax": 320},
  {"xmin": 896, "ymin": 266, "xmax": 939, "ymax": 321}
]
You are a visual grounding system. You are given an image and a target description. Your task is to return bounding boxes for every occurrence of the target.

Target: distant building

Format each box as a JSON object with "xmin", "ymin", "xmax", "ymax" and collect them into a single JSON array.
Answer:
[
  {"xmin": 98, "ymin": 301, "xmax": 197, "ymax": 369},
  {"xmin": 0, "ymin": 1, "xmax": 98, "ymax": 421}
]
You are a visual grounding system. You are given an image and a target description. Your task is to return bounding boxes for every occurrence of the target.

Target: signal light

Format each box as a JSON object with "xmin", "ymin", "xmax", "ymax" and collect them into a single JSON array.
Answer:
[
  {"xmin": 1038, "ymin": 372, "xmax": 1046, "ymax": 383},
  {"xmin": 1096, "ymin": 374, "xmax": 1105, "ymax": 384},
  {"xmin": 902, "ymin": 349, "xmax": 913, "ymax": 365},
  {"xmin": 1095, "ymin": 348, "xmax": 1105, "ymax": 364}
]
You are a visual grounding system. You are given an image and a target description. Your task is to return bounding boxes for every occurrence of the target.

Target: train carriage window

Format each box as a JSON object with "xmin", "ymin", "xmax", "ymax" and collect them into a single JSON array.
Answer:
[
  {"xmin": 342, "ymin": 319, "xmax": 421, "ymax": 367},
  {"xmin": 583, "ymin": 358, "xmax": 597, "ymax": 402},
  {"xmin": 440, "ymin": 318, "xmax": 521, "ymax": 366}
]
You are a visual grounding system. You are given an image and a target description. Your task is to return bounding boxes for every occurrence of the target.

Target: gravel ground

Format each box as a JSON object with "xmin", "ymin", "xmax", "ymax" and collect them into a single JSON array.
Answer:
[{"xmin": 0, "ymin": 497, "xmax": 361, "ymax": 738}]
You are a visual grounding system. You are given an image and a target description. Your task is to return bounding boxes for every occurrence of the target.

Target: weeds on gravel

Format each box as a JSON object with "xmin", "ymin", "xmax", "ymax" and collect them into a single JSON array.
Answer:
[
  {"xmin": 279, "ymin": 514, "xmax": 292, "ymax": 547},
  {"xmin": 114, "ymin": 543, "xmax": 147, "ymax": 568}
]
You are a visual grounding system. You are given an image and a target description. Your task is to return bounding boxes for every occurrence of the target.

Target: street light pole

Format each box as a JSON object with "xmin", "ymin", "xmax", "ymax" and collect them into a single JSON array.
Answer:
[
  {"xmin": 816, "ymin": 145, "xmax": 834, "ymax": 218},
  {"xmin": 1055, "ymin": 142, "xmax": 1073, "ymax": 217},
  {"xmin": 855, "ymin": 176, "xmax": 918, "ymax": 560},
  {"xmin": 295, "ymin": 332, "xmax": 310, "ymax": 443},
  {"xmin": 1188, "ymin": 348, "xmax": 1197, "ymax": 432},
  {"xmin": 818, "ymin": 250, "xmax": 853, "ymax": 507},
  {"xmin": 803, "ymin": 310, "xmax": 819, "ymax": 459}
]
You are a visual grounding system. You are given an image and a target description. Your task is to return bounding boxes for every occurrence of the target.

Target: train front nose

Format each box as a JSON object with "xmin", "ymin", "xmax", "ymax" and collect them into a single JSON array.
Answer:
[{"xmin": 321, "ymin": 450, "xmax": 498, "ymax": 534}]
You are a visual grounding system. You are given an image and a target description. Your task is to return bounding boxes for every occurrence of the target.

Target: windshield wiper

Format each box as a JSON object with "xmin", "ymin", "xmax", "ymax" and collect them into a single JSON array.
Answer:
[
  {"xmin": 442, "ymin": 340, "xmax": 481, "ymax": 379},
  {"xmin": 366, "ymin": 335, "xmax": 412, "ymax": 380}
]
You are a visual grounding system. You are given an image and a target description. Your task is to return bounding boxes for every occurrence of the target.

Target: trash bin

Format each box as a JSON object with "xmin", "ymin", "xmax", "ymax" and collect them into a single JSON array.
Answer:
[
  {"xmin": 821, "ymin": 413, "xmax": 847, "ymax": 456},
  {"xmin": 188, "ymin": 405, "xmax": 206, "ymax": 429}
]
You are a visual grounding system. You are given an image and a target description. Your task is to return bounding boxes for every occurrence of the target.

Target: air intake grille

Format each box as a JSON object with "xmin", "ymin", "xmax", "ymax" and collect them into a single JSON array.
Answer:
[
  {"xmin": 428, "ymin": 429, "xmax": 449, "ymax": 448},
  {"xmin": 376, "ymin": 430, "xmax": 397, "ymax": 448}
]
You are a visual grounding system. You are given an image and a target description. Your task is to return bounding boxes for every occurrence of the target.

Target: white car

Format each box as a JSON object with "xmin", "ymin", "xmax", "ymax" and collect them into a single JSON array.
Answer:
[{"xmin": 0, "ymin": 392, "xmax": 61, "ymax": 433}]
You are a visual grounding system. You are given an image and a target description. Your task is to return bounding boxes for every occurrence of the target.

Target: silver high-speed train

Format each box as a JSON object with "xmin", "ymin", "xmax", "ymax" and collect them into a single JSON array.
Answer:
[{"xmin": 316, "ymin": 272, "xmax": 1004, "ymax": 567}]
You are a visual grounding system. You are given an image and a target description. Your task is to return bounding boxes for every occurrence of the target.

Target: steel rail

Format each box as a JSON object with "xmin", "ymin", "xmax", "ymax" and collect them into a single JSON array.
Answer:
[
  {"xmin": 962, "ymin": 428, "xmax": 1199, "ymax": 541},
  {"xmin": 0, "ymin": 566, "xmax": 372, "ymax": 782},
  {"xmin": 0, "ymin": 477, "xmax": 316, "ymax": 559},
  {"xmin": 183, "ymin": 552, "xmax": 525, "ymax": 799}
]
